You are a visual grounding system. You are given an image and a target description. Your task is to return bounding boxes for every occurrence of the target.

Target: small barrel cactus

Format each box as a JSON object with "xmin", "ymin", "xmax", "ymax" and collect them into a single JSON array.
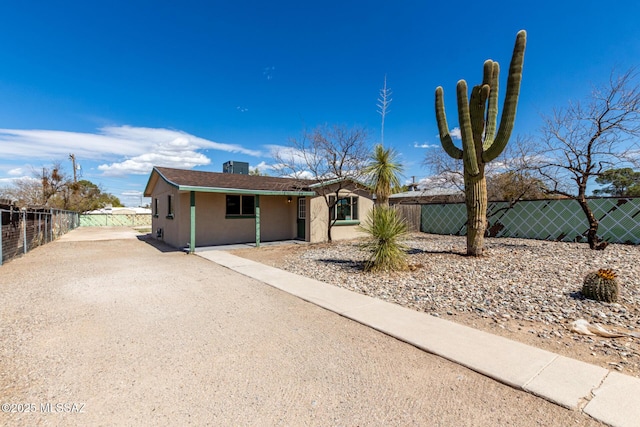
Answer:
[{"xmin": 582, "ymin": 269, "xmax": 619, "ymax": 303}]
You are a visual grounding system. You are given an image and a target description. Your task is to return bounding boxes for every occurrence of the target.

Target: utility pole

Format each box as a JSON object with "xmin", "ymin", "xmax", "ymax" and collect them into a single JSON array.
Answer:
[
  {"xmin": 42, "ymin": 167, "xmax": 47, "ymax": 204},
  {"xmin": 69, "ymin": 154, "xmax": 77, "ymax": 183}
]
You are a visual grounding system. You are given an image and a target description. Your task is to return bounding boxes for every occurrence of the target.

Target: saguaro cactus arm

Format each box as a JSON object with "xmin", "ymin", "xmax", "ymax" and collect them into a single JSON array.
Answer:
[
  {"xmin": 483, "ymin": 60, "xmax": 500, "ymax": 148},
  {"xmin": 469, "ymin": 83, "xmax": 490, "ymax": 148},
  {"xmin": 483, "ymin": 30, "xmax": 527, "ymax": 162},
  {"xmin": 457, "ymin": 80, "xmax": 480, "ymax": 176},
  {"xmin": 435, "ymin": 86, "xmax": 463, "ymax": 160}
]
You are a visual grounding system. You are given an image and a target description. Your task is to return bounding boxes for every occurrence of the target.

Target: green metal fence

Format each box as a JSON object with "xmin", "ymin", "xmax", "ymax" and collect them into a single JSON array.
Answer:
[
  {"xmin": 79, "ymin": 214, "xmax": 152, "ymax": 227},
  {"xmin": 1, "ymin": 207, "xmax": 79, "ymax": 265},
  {"xmin": 421, "ymin": 197, "xmax": 640, "ymax": 244}
]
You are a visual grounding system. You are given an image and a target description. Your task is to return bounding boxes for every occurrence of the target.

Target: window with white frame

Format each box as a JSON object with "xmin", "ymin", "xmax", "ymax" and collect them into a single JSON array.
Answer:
[{"xmin": 328, "ymin": 195, "xmax": 358, "ymax": 221}]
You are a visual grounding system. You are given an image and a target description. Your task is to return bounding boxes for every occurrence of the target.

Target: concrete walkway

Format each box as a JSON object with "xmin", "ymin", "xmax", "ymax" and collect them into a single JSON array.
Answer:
[{"xmin": 197, "ymin": 250, "xmax": 640, "ymax": 427}]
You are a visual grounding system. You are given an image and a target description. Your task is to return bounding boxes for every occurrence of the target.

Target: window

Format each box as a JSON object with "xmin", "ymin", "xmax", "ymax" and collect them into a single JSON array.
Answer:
[
  {"xmin": 153, "ymin": 198, "xmax": 158, "ymax": 217},
  {"xmin": 167, "ymin": 195, "xmax": 174, "ymax": 218},
  {"xmin": 298, "ymin": 198, "xmax": 306, "ymax": 219},
  {"xmin": 226, "ymin": 195, "xmax": 255, "ymax": 217},
  {"xmin": 329, "ymin": 196, "xmax": 358, "ymax": 221}
]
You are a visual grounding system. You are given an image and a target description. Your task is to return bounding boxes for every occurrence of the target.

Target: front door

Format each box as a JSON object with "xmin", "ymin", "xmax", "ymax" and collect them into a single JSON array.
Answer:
[{"xmin": 296, "ymin": 197, "xmax": 306, "ymax": 239}]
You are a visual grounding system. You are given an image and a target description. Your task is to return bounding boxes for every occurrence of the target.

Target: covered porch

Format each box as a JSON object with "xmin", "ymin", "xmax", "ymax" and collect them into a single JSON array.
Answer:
[{"xmin": 181, "ymin": 190, "xmax": 314, "ymax": 253}]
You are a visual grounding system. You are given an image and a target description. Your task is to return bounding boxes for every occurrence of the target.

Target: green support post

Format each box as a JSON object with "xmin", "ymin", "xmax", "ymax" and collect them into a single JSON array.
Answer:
[
  {"xmin": 189, "ymin": 191, "xmax": 196, "ymax": 254},
  {"xmin": 0, "ymin": 210, "xmax": 3, "ymax": 266},
  {"xmin": 23, "ymin": 211, "xmax": 27, "ymax": 254},
  {"xmin": 255, "ymin": 195, "xmax": 260, "ymax": 248}
]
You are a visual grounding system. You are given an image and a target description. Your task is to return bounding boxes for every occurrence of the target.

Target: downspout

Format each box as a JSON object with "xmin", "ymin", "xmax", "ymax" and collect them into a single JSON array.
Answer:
[
  {"xmin": 255, "ymin": 195, "xmax": 260, "ymax": 248},
  {"xmin": 189, "ymin": 191, "xmax": 196, "ymax": 254},
  {"xmin": 0, "ymin": 209, "xmax": 3, "ymax": 266}
]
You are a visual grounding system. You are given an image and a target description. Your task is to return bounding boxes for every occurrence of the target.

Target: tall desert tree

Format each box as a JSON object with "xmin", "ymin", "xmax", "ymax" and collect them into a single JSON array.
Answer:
[
  {"xmin": 528, "ymin": 68, "xmax": 640, "ymax": 250},
  {"xmin": 273, "ymin": 124, "xmax": 370, "ymax": 242},
  {"xmin": 433, "ymin": 30, "xmax": 527, "ymax": 256}
]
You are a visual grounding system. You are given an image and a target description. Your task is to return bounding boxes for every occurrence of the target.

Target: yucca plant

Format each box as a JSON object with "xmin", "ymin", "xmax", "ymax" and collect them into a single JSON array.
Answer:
[
  {"xmin": 360, "ymin": 206, "xmax": 408, "ymax": 272},
  {"xmin": 363, "ymin": 144, "xmax": 403, "ymax": 207}
]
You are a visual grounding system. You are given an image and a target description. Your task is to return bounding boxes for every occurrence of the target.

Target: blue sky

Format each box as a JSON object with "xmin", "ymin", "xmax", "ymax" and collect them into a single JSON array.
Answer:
[{"xmin": 1, "ymin": 1, "xmax": 639, "ymax": 206}]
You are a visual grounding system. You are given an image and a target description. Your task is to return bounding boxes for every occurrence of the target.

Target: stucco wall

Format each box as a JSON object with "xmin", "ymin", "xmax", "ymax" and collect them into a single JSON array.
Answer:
[
  {"xmin": 308, "ymin": 188, "xmax": 373, "ymax": 243},
  {"xmin": 150, "ymin": 179, "xmax": 181, "ymax": 248},
  {"xmin": 149, "ymin": 179, "xmax": 373, "ymax": 248},
  {"xmin": 154, "ymin": 191, "xmax": 299, "ymax": 248}
]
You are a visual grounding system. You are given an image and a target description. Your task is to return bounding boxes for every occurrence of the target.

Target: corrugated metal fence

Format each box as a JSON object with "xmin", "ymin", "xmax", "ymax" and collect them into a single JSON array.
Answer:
[
  {"xmin": 420, "ymin": 197, "xmax": 640, "ymax": 244},
  {"xmin": 1, "ymin": 207, "xmax": 79, "ymax": 265}
]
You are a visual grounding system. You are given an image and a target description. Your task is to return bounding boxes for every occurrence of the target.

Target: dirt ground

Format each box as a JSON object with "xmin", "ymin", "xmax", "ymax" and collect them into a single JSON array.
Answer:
[{"xmin": 0, "ymin": 229, "xmax": 603, "ymax": 426}]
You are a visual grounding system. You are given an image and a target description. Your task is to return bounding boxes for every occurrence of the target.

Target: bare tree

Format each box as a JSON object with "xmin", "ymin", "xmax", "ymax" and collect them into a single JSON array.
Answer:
[
  {"xmin": 0, "ymin": 178, "xmax": 43, "ymax": 206},
  {"xmin": 0, "ymin": 163, "xmax": 122, "ymax": 211},
  {"xmin": 0, "ymin": 163, "xmax": 68, "ymax": 207},
  {"xmin": 528, "ymin": 68, "xmax": 640, "ymax": 249},
  {"xmin": 273, "ymin": 124, "xmax": 370, "ymax": 241},
  {"xmin": 423, "ymin": 139, "xmax": 537, "ymax": 199}
]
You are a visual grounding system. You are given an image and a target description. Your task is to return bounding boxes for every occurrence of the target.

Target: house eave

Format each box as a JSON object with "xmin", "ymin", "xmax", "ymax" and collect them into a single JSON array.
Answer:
[
  {"xmin": 177, "ymin": 185, "xmax": 316, "ymax": 196},
  {"xmin": 145, "ymin": 167, "xmax": 317, "ymax": 197}
]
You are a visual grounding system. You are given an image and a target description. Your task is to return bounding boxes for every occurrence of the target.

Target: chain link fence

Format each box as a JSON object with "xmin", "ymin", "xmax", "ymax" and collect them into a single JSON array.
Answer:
[
  {"xmin": 1, "ymin": 207, "xmax": 79, "ymax": 265},
  {"xmin": 79, "ymin": 213, "xmax": 152, "ymax": 227},
  {"xmin": 421, "ymin": 197, "xmax": 640, "ymax": 244}
]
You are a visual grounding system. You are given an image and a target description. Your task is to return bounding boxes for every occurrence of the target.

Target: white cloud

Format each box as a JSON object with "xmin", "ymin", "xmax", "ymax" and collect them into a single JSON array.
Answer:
[
  {"xmin": 450, "ymin": 127, "xmax": 461, "ymax": 140},
  {"xmin": 8, "ymin": 168, "xmax": 23, "ymax": 176},
  {"xmin": 413, "ymin": 142, "xmax": 439, "ymax": 149},
  {"xmin": 0, "ymin": 126, "xmax": 262, "ymax": 177},
  {"xmin": 250, "ymin": 161, "xmax": 274, "ymax": 172}
]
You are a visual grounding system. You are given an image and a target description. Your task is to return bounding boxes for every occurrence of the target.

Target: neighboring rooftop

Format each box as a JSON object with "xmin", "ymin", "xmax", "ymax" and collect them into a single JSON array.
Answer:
[{"xmin": 389, "ymin": 188, "xmax": 464, "ymax": 204}]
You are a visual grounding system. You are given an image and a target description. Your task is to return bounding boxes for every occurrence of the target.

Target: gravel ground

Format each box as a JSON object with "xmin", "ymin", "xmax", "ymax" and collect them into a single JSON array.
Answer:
[
  {"xmin": 0, "ymin": 229, "xmax": 604, "ymax": 426},
  {"xmin": 231, "ymin": 233, "xmax": 640, "ymax": 378}
]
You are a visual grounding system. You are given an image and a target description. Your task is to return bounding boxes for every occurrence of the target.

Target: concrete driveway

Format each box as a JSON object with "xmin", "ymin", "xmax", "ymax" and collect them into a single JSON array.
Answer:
[{"xmin": 0, "ymin": 228, "xmax": 602, "ymax": 426}]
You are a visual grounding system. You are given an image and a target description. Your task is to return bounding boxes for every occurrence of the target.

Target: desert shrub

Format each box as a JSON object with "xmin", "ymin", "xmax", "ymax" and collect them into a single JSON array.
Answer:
[{"xmin": 359, "ymin": 206, "xmax": 408, "ymax": 272}]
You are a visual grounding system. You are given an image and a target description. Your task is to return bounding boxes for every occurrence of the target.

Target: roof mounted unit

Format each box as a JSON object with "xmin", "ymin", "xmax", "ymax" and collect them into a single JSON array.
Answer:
[{"xmin": 223, "ymin": 161, "xmax": 249, "ymax": 175}]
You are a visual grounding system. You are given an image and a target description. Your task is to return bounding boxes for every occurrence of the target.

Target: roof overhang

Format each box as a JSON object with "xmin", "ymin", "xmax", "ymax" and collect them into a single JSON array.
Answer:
[
  {"xmin": 177, "ymin": 185, "xmax": 315, "ymax": 196},
  {"xmin": 144, "ymin": 167, "xmax": 316, "ymax": 197},
  {"xmin": 309, "ymin": 176, "xmax": 369, "ymax": 189}
]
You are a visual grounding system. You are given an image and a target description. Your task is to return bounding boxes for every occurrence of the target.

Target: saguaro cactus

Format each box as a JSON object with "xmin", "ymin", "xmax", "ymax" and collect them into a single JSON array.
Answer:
[{"xmin": 435, "ymin": 30, "xmax": 526, "ymax": 256}]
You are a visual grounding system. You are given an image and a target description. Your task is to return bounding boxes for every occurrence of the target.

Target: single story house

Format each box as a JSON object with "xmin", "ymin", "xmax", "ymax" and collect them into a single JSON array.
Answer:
[{"xmin": 143, "ymin": 166, "xmax": 374, "ymax": 251}]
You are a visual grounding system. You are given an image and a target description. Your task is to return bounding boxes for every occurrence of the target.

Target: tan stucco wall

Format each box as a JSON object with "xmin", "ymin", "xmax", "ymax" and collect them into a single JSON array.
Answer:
[
  {"xmin": 153, "ymin": 190, "xmax": 299, "ymax": 248},
  {"xmin": 185, "ymin": 193, "xmax": 297, "ymax": 246},
  {"xmin": 148, "ymin": 176, "xmax": 373, "ymax": 248},
  {"xmin": 150, "ymin": 179, "xmax": 182, "ymax": 248},
  {"xmin": 308, "ymin": 188, "xmax": 373, "ymax": 243}
]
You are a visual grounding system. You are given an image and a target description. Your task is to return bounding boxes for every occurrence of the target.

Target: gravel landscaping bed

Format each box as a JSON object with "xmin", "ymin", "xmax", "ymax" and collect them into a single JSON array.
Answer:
[{"xmin": 232, "ymin": 233, "xmax": 640, "ymax": 378}]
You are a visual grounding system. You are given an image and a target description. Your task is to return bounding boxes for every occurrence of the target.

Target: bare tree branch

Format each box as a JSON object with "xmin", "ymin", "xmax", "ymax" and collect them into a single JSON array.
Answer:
[
  {"xmin": 525, "ymin": 68, "xmax": 640, "ymax": 249},
  {"xmin": 273, "ymin": 124, "xmax": 370, "ymax": 241}
]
